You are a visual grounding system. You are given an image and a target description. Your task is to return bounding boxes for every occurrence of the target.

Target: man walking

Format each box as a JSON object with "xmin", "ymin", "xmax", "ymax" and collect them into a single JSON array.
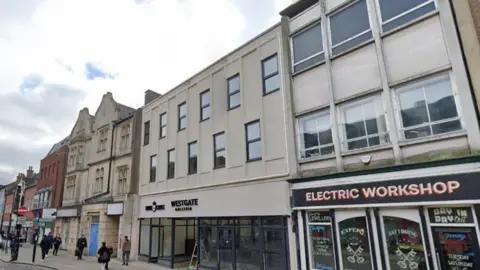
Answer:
[
  {"xmin": 45, "ymin": 232, "xmax": 54, "ymax": 257},
  {"xmin": 122, "ymin": 236, "xmax": 131, "ymax": 266},
  {"xmin": 76, "ymin": 235, "xmax": 87, "ymax": 260},
  {"xmin": 39, "ymin": 235, "xmax": 50, "ymax": 262},
  {"xmin": 53, "ymin": 234, "xmax": 62, "ymax": 255}
]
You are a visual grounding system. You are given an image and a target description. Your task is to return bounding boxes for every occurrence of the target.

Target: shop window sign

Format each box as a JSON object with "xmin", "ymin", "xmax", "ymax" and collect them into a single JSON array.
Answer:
[
  {"xmin": 428, "ymin": 207, "xmax": 474, "ymax": 224},
  {"xmin": 171, "ymin": 199, "xmax": 198, "ymax": 211},
  {"xmin": 434, "ymin": 228, "xmax": 476, "ymax": 269},
  {"xmin": 309, "ymin": 225, "xmax": 335, "ymax": 270},
  {"xmin": 308, "ymin": 211, "xmax": 331, "ymax": 223},
  {"xmin": 338, "ymin": 217, "xmax": 372, "ymax": 270}
]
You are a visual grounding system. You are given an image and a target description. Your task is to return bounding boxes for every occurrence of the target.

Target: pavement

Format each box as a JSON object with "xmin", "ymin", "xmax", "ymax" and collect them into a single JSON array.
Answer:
[{"xmin": 0, "ymin": 244, "xmax": 179, "ymax": 270}]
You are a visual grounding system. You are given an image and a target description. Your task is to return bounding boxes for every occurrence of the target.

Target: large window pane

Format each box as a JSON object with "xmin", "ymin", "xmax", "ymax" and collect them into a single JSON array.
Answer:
[
  {"xmin": 292, "ymin": 23, "xmax": 324, "ymax": 72},
  {"xmin": 308, "ymin": 225, "xmax": 335, "ymax": 270},
  {"xmin": 338, "ymin": 216, "xmax": 373, "ymax": 270},
  {"xmin": 140, "ymin": 223, "xmax": 150, "ymax": 255},
  {"xmin": 228, "ymin": 75, "xmax": 241, "ymax": 109},
  {"xmin": 236, "ymin": 227, "xmax": 262, "ymax": 270},
  {"xmin": 199, "ymin": 226, "xmax": 216, "ymax": 268},
  {"xmin": 378, "ymin": 0, "xmax": 435, "ymax": 32},
  {"xmin": 383, "ymin": 216, "xmax": 427, "ymax": 270},
  {"xmin": 299, "ymin": 111, "xmax": 334, "ymax": 158}
]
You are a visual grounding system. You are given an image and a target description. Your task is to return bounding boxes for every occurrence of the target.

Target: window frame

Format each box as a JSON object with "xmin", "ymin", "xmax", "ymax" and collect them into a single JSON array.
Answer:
[
  {"xmin": 117, "ymin": 166, "xmax": 128, "ymax": 194},
  {"xmin": 178, "ymin": 102, "xmax": 187, "ymax": 131},
  {"xmin": 338, "ymin": 94, "xmax": 389, "ymax": 151},
  {"xmin": 291, "ymin": 21, "xmax": 325, "ymax": 73},
  {"xmin": 297, "ymin": 110, "xmax": 335, "ymax": 159},
  {"xmin": 227, "ymin": 74, "xmax": 241, "ymax": 110},
  {"xmin": 261, "ymin": 54, "xmax": 280, "ymax": 95},
  {"xmin": 375, "ymin": 0, "xmax": 437, "ymax": 34},
  {"xmin": 159, "ymin": 113, "xmax": 167, "ymax": 139},
  {"xmin": 305, "ymin": 211, "xmax": 335, "ymax": 270},
  {"xmin": 167, "ymin": 149, "xmax": 176, "ymax": 179},
  {"xmin": 121, "ymin": 125, "xmax": 130, "ymax": 149},
  {"xmin": 188, "ymin": 141, "xmax": 198, "ymax": 175},
  {"xmin": 213, "ymin": 132, "xmax": 226, "ymax": 169},
  {"xmin": 327, "ymin": 0, "xmax": 372, "ymax": 56},
  {"xmin": 245, "ymin": 120, "xmax": 262, "ymax": 162},
  {"xmin": 149, "ymin": 155, "xmax": 157, "ymax": 183},
  {"xmin": 392, "ymin": 72, "xmax": 463, "ymax": 141},
  {"xmin": 200, "ymin": 90, "xmax": 211, "ymax": 121},
  {"xmin": 144, "ymin": 121, "xmax": 150, "ymax": 145}
]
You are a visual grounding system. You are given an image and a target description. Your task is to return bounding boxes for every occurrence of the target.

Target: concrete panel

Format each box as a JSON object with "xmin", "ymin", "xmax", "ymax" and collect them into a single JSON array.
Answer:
[
  {"xmin": 199, "ymin": 120, "xmax": 213, "ymax": 174},
  {"xmin": 242, "ymin": 49, "xmax": 263, "ymax": 122},
  {"xmin": 212, "ymin": 69, "xmax": 227, "ymax": 134},
  {"xmin": 401, "ymin": 136, "xmax": 469, "ymax": 161},
  {"xmin": 290, "ymin": 3, "xmax": 321, "ymax": 33},
  {"xmin": 227, "ymin": 108, "xmax": 244, "ymax": 168},
  {"xmin": 293, "ymin": 65, "xmax": 330, "ymax": 113},
  {"xmin": 263, "ymin": 92, "xmax": 287, "ymax": 161}
]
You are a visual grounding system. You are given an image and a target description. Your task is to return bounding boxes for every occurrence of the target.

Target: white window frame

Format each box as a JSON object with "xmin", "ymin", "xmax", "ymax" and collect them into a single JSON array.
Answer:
[
  {"xmin": 160, "ymin": 113, "xmax": 167, "ymax": 138},
  {"xmin": 98, "ymin": 128, "xmax": 108, "ymax": 151},
  {"xmin": 290, "ymin": 21, "xmax": 325, "ymax": 72},
  {"xmin": 327, "ymin": 0, "xmax": 372, "ymax": 55},
  {"xmin": 77, "ymin": 145, "xmax": 84, "ymax": 164},
  {"xmin": 374, "ymin": 0, "xmax": 438, "ymax": 34},
  {"xmin": 305, "ymin": 211, "xmax": 337, "ymax": 270},
  {"xmin": 297, "ymin": 110, "xmax": 334, "ymax": 159},
  {"xmin": 392, "ymin": 72, "xmax": 464, "ymax": 141},
  {"xmin": 337, "ymin": 94, "xmax": 389, "ymax": 151},
  {"xmin": 121, "ymin": 125, "xmax": 130, "ymax": 149},
  {"xmin": 117, "ymin": 166, "xmax": 128, "ymax": 194}
]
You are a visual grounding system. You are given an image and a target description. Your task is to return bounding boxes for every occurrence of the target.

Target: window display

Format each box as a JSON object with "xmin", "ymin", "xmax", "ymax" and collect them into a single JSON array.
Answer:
[
  {"xmin": 433, "ymin": 228, "xmax": 477, "ymax": 270},
  {"xmin": 338, "ymin": 216, "xmax": 372, "ymax": 270}
]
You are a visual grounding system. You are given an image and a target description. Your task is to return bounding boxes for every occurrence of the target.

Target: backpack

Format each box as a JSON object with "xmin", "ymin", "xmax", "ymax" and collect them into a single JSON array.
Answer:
[{"xmin": 100, "ymin": 251, "xmax": 109, "ymax": 262}]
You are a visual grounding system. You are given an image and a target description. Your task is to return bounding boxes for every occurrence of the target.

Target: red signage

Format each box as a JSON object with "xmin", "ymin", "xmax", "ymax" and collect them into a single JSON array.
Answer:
[{"xmin": 17, "ymin": 207, "xmax": 27, "ymax": 215}]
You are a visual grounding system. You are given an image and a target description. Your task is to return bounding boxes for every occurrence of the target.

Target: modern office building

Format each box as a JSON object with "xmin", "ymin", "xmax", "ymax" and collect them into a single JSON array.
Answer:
[
  {"xmin": 280, "ymin": 0, "xmax": 480, "ymax": 269},
  {"xmin": 137, "ymin": 22, "xmax": 297, "ymax": 269}
]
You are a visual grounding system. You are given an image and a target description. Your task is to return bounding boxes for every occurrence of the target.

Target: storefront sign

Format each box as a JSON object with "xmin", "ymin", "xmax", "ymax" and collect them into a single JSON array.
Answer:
[
  {"xmin": 56, "ymin": 207, "xmax": 80, "ymax": 217},
  {"xmin": 107, "ymin": 203, "xmax": 123, "ymax": 216},
  {"xmin": 171, "ymin": 199, "xmax": 198, "ymax": 211},
  {"xmin": 309, "ymin": 225, "xmax": 335, "ymax": 269},
  {"xmin": 434, "ymin": 228, "xmax": 476, "ymax": 269},
  {"xmin": 292, "ymin": 173, "xmax": 480, "ymax": 207},
  {"xmin": 308, "ymin": 211, "xmax": 331, "ymax": 223},
  {"xmin": 428, "ymin": 207, "xmax": 474, "ymax": 224},
  {"xmin": 145, "ymin": 201, "xmax": 165, "ymax": 212}
]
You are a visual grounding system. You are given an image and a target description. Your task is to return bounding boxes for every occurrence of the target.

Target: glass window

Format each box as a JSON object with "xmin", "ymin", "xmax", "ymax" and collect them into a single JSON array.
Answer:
[
  {"xmin": 228, "ymin": 74, "xmax": 241, "ymax": 109},
  {"xmin": 396, "ymin": 74, "xmax": 461, "ymax": 140},
  {"xmin": 188, "ymin": 142, "xmax": 197, "ymax": 174},
  {"xmin": 214, "ymin": 132, "xmax": 226, "ymax": 168},
  {"xmin": 144, "ymin": 121, "xmax": 150, "ymax": 145},
  {"xmin": 200, "ymin": 90, "xmax": 211, "ymax": 121},
  {"xmin": 308, "ymin": 224, "xmax": 336, "ymax": 270},
  {"xmin": 262, "ymin": 55, "xmax": 280, "ymax": 94},
  {"xmin": 178, "ymin": 102, "xmax": 187, "ymax": 130},
  {"xmin": 199, "ymin": 226, "xmax": 217, "ymax": 268},
  {"xmin": 329, "ymin": 0, "xmax": 372, "ymax": 55},
  {"xmin": 149, "ymin": 155, "xmax": 156, "ymax": 183},
  {"xmin": 167, "ymin": 149, "xmax": 175, "ymax": 179},
  {"xmin": 292, "ymin": 23, "xmax": 324, "ymax": 72},
  {"xmin": 140, "ymin": 220, "xmax": 150, "ymax": 255},
  {"xmin": 298, "ymin": 111, "xmax": 334, "ymax": 158},
  {"xmin": 236, "ymin": 227, "xmax": 262, "ymax": 270},
  {"xmin": 246, "ymin": 121, "xmax": 262, "ymax": 161},
  {"xmin": 340, "ymin": 95, "xmax": 389, "ymax": 150},
  {"xmin": 383, "ymin": 216, "xmax": 427, "ymax": 270},
  {"xmin": 338, "ymin": 216, "xmax": 373, "ymax": 270},
  {"xmin": 159, "ymin": 113, "xmax": 167, "ymax": 138},
  {"xmin": 378, "ymin": 0, "xmax": 436, "ymax": 33}
]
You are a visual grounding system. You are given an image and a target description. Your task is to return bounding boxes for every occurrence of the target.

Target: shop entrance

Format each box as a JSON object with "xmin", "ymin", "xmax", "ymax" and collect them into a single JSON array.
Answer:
[{"xmin": 431, "ymin": 227, "xmax": 479, "ymax": 270}]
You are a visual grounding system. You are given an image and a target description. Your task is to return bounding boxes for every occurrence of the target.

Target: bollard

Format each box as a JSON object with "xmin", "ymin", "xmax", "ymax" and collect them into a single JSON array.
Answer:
[{"xmin": 32, "ymin": 230, "xmax": 38, "ymax": 263}]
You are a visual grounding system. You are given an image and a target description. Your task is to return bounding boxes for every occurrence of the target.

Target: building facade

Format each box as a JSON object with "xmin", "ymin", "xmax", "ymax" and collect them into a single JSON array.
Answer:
[
  {"xmin": 137, "ymin": 23, "xmax": 297, "ymax": 269},
  {"xmin": 280, "ymin": 0, "xmax": 480, "ymax": 269},
  {"xmin": 0, "ymin": 186, "xmax": 6, "ymax": 230},
  {"xmin": 32, "ymin": 138, "xmax": 69, "ymax": 238}
]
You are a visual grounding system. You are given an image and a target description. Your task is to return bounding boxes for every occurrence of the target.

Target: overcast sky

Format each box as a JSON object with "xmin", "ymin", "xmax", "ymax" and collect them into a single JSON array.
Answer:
[{"xmin": 0, "ymin": 0, "xmax": 292, "ymax": 184}]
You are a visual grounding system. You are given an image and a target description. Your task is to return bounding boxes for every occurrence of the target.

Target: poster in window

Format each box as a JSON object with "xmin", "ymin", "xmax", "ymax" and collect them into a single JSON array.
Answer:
[
  {"xmin": 309, "ymin": 225, "xmax": 335, "ymax": 270},
  {"xmin": 383, "ymin": 216, "xmax": 427, "ymax": 270},
  {"xmin": 435, "ymin": 229, "xmax": 476, "ymax": 270},
  {"xmin": 338, "ymin": 217, "xmax": 372, "ymax": 270}
]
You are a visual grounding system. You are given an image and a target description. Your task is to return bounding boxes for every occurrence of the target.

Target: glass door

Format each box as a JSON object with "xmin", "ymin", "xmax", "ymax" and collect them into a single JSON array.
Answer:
[
  {"xmin": 218, "ymin": 227, "xmax": 234, "ymax": 269},
  {"xmin": 379, "ymin": 209, "xmax": 429, "ymax": 270},
  {"xmin": 431, "ymin": 227, "xmax": 480, "ymax": 270}
]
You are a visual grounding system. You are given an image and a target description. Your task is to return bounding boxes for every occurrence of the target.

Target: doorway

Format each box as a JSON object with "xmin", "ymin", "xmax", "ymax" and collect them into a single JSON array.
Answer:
[
  {"xmin": 431, "ymin": 227, "xmax": 480, "ymax": 270},
  {"xmin": 88, "ymin": 216, "xmax": 100, "ymax": 256}
]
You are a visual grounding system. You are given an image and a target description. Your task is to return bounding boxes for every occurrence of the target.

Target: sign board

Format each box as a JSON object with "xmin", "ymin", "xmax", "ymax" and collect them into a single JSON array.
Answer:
[
  {"xmin": 106, "ymin": 203, "xmax": 124, "ymax": 216},
  {"xmin": 428, "ymin": 207, "xmax": 474, "ymax": 224},
  {"xmin": 42, "ymin": 208, "xmax": 57, "ymax": 219},
  {"xmin": 17, "ymin": 207, "xmax": 27, "ymax": 215},
  {"xmin": 16, "ymin": 216, "xmax": 26, "ymax": 225},
  {"xmin": 292, "ymin": 173, "xmax": 480, "ymax": 207}
]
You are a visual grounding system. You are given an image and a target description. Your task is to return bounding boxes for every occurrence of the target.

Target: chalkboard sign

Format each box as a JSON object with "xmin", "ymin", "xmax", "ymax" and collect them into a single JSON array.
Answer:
[
  {"xmin": 428, "ymin": 207, "xmax": 474, "ymax": 224},
  {"xmin": 309, "ymin": 225, "xmax": 335, "ymax": 270},
  {"xmin": 308, "ymin": 211, "xmax": 331, "ymax": 223}
]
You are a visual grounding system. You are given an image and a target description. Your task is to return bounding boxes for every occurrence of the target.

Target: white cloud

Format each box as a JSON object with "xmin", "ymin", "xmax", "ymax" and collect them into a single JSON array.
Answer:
[{"xmin": 0, "ymin": 0, "xmax": 248, "ymax": 183}]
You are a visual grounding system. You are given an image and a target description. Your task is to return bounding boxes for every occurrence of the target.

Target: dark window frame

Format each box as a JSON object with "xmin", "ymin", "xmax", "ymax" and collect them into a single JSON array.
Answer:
[
  {"xmin": 261, "ymin": 54, "xmax": 280, "ymax": 95},
  {"xmin": 188, "ymin": 141, "xmax": 198, "ymax": 175},
  {"xmin": 245, "ymin": 120, "xmax": 262, "ymax": 162},
  {"xmin": 178, "ymin": 102, "xmax": 187, "ymax": 131},
  {"xmin": 159, "ymin": 113, "xmax": 167, "ymax": 139},
  {"xmin": 291, "ymin": 21, "xmax": 324, "ymax": 73},
  {"xmin": 144, "ymin": 121, "xmax": 150, "ymax": 146},
  {"xmin": 149, "ymin": 155, "xmax": 156, "ymax": 182},
  {"xmin": 213, "ymin": 132, "xmax": 226, "ymax": 169},
  {"xmin": 227, "ymin": 74, "xmax": 241, "ymax": 110},
  {"xmin": 200, "ymin": 90, "xmax": 211, "ymax": 121},
  {"xmin": 167, "ymin": 149, "xmax": 175, "ymax": 179}
]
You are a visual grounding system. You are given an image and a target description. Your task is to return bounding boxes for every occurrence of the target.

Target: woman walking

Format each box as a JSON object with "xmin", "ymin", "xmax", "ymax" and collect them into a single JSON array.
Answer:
[
  {"xmin": 53, "ymin": 234, "xmax": 62, "ymax": 255},
  {"xmin": 97, "ymin": 242, "xmax": 109, "ymax": 270},
  {"xmin": 40, "ymin": 235, "xmax": 50, "ymax": 262}
]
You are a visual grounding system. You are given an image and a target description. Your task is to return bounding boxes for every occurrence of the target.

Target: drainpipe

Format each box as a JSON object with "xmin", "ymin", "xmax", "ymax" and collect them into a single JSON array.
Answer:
[{"xmin": 85, "ymin": 114, "xmax": 134, "ymax": 202}]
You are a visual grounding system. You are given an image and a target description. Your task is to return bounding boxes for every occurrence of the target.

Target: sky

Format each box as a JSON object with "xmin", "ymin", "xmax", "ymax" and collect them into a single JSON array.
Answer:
[{"xmin": 0, "ymin": 0, "xmax": 293, "ymax": 184}]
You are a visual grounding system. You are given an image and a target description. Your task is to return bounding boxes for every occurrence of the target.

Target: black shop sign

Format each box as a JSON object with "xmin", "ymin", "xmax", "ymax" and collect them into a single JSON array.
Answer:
[
  {"xmin": 292, "ymin": 172, "xmax": 480, "ymax": 207},
  {"xmin": 428, "ymin": 207, "xmax": 474, "ymax": 224},
  {"xmin": 145, "ymin": 201, "xmax": 165, "ymax": 212},
  {"xmin": 171, "ymin": 199, "xmax": 198, "ymax": 211}
]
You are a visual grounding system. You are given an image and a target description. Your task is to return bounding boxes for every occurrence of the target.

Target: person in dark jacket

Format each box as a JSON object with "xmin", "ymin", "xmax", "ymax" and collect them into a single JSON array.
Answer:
[
  {"xmin": 76, "ymin": 235, "xmax": 87, "ymax": 260},
  {"xmin": 9, "ymin": 235, "xmax": 19, "ymax": 262},
  {"xmin": 105, "ymin": 245, "xmax": 113, "ymax": 270},
  {"xmin": 97, "ymin": 242, "xmax": 109, "ymax": 270},
  {"xmin": 45, "ymin": 232, "xmax": 54, "ymax": 257},
  {"xmin": 53, "ymin": 234, "xmax": 62, "ymax": 255},
  {"xmin": 40, "ymin": 235, "xmax": 50, "ymax": 261}
]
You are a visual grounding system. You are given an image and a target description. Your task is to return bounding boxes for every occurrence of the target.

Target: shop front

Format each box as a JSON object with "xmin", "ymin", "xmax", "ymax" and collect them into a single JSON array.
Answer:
[
  {"xmin": 55, "ymin": 206, "xmax": 81, "ymax": 251},
  {"xmin": 139, "ymin": 180, "xmax": 292, "ymax": 269},
  {"xmin": 291, "ymin": 164, "xmax": 480, "ymax": 270}
]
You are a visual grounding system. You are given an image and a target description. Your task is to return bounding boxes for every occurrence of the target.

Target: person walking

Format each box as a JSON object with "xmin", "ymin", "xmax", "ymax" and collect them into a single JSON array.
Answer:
[
  {"xmin": 122, "ymin": 236, "xmax": 131, "ymax": 266},
  {"xmin": 105, "ymin": 245, "xmax": 113, "ymax": 270},
  {"xmin": 76, "ymin": 235, "xmax": 87, "ymax": 260},
  {"xmin": 9, "ymin": 235, "xmax": 19, "ymax": 262},
  {"xmin": 53, "ymin": 234, "xmax": 62, "ymax": 255},
  {"xmin": 39, "ymin": 235, "xmax": 50, "ymax": 262},
  {"xmin": 45, "ymin": 232, "xmax": 53, "ymax": 257},
  {"xmin": 97, "ymin": 242, "xmax": 109, "ymax": 270}
]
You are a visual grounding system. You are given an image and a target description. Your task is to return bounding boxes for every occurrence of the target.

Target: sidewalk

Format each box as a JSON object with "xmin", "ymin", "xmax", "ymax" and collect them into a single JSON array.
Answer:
[{"xmin": 0, "ymin": 244, "xmax": 177, "ymax": 270}]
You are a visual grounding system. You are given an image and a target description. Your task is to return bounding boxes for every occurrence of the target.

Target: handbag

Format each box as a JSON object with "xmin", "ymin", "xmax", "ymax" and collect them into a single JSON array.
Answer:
[{"xmin": 74, "ymin": 248, "xmax": 80, "ymax": 256}]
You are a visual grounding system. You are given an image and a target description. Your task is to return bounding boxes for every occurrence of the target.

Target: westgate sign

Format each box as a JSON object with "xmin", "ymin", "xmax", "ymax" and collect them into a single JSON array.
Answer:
[{"xmin": 292, "ymin": 173, "xmax": 480, "ymax": 207}]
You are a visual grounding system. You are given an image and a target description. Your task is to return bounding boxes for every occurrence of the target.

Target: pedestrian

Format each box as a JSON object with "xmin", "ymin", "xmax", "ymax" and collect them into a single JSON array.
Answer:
[
  {"xmin": 122, "ymin": 236, "xmax": 131, "ymax": 266},
  {"xmin": 97, "ymin": 242, "xmax": 109, "ymax": 270},
  {"xmin": 40, "ymin": 235, "xmax": 50, "ymax": 262},
  {"xmin": 9, "ymin": 235, "xmax": 19, "ymax": 262},
  {"xmin": 105, "ymin": 245, "xmax": 113, "ymax": 270},
  {"xmin": 46, "ymin": 232, "xmax": 54, "ymax": 257},
  {"xmin": 76, "ymin": 235, "xmax": 87, "ymax": 260},
  {"xmin": 53, "ymin": 234, "xmax": 62, "ymax": 255}
]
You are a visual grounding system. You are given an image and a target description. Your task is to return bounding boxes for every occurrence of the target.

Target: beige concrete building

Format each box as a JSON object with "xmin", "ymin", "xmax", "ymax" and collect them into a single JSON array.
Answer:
[
  {"xmin": 280, "ymin": 0, "xmax": 480, "ymax": 269},
  {"xmin": 56, "ymin": 92, "xmax": 141, "ymax": 257},
  {"xmin": 136, "ymin": 23, "xmax": 298, "ymax": 269}
]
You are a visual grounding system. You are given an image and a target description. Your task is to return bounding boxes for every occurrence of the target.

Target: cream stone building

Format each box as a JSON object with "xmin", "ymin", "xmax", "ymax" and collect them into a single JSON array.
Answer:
[{"xmin": 56, "ymin": 92, "xmax": 141, "ymax": 257}]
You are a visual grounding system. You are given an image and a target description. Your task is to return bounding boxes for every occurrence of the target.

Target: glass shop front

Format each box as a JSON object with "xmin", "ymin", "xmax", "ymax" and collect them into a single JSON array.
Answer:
[{"xmin": 292, "ymin": 172, "xmax": 480, "ymax": 270}]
